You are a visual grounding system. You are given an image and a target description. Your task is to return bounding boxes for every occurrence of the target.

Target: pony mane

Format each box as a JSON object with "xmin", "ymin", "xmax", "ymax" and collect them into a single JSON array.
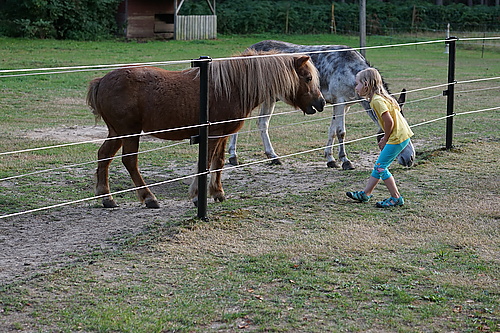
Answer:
[{"xmin": 209, "ymin": 49, "xmax": 319, "ymax": 111}]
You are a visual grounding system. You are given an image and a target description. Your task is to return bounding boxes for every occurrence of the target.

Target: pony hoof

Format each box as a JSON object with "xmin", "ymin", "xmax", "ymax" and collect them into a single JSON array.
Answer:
[
  {"xmin": 327, "ymin": 161, "xmax": 339, "ymax": 168},
  {"xmin": 269, "ymin": 158, "xmax": 282, "ymax": 165},
  {"xmin": 228, "ymin": 156, "xmax": 239, "ymax": 166},
  {"xmin": 214, "ymin": 195, "xmax": 225, "ymax": 203},
  {"xmin": 102, "ymin": 198, "xmax": 118, "ymax": 208},
  {"xmin": 342, "ymin": 161, "xmax": 355, "ymax": 170},
  {"xmin": 145, "ymin": 199, "xmax": 160, "ymax": 209}
]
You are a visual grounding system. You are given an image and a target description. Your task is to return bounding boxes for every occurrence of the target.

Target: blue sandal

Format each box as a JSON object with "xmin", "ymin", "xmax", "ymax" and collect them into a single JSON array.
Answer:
[
  {"xmin": 376, "ymin": 196, "xmax": 404, "ymax": 208},
  {"xmin": 346, "ymin": 191, "xmax": 372, "ymax": 202}
]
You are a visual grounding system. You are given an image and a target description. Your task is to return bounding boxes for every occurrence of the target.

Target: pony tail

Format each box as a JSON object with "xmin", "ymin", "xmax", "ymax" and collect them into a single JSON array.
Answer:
[{"xmin": 87, "ymin": 77, "xmax": 102, "ymax": 124}]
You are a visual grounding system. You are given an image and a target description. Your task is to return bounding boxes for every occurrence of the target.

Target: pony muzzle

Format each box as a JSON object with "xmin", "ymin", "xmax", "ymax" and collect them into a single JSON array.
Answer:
[
  {"xmin": 303, "ymin": 97, "xmax": 326, "ymax": 114},
  {"xmin": 316, "ymin": 97, "xmax": 326, "ymax": 112}
]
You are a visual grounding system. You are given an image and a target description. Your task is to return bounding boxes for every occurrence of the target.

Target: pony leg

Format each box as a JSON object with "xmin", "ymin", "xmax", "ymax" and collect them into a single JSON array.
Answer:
[
  {"xmin": 228, "ymin": 102, "xmax": 278, "ymax": 167},
  {"xmin": 325, "ymin": 104, "xmax": 354, "ymax": 170},
  {"xmin": 189, "ymin": 139, "xmax": 213, "ymax": 205},
  {"xmin": 121, "ymin": 137, "xmax": 160, "ymax": 208},
  {"xmin": 257, "ymin": 102, "xmax": 281, "ymax": 165},
  {"xmin": 189, "ymin": 138, "xmax": 227, "ymax": 205},
  {"xmin": 325, "ymin": 104, "xmax": 341, "ymax": 168},
  {"xmin": 324, "ymin": 116, "xmax": 337, "ymax": 168},
  {"xmin": 95, "ymin": 136, "xmax": 123, "ymax": 208},
  {"xmin": 188, "ymin": 165, "xmax": 199, "ymax": 205},
  {"xmin": 228, "ymin": 133, "xmax": 239, "ymax": 166},
  {"xmin": 208, "ymin": 137, "xmax": 228, "ymax": 202},
  {"xmin": 336, "ymin": 105, "xmax": 354, "ymax": 170}
]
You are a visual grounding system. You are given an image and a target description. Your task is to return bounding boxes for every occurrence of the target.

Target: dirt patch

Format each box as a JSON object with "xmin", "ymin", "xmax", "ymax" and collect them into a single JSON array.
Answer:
[
  {"xmin": 24, "ymin": 125, "xmax": 164, "ymax": 143},
  {"xmin": 4, "ymin": 126, "xmax": 186, "ymax": 285},
  {"xmin": 0, "ymin": 200, "xmax": 192, "ymax": 285},
  {"xmin": 0, "ymin": 162, "xmax": 362, "ymax": 286},
  {"xmin": 2, "ymin": 126, "xmax": 379, "ymax": 286}
]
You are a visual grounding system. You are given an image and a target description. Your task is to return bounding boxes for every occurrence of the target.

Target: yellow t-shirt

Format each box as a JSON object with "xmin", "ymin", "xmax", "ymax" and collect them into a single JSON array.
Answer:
[{"xmin": 370, "ymin": 94, "xmax": 414, "ymax": 144}]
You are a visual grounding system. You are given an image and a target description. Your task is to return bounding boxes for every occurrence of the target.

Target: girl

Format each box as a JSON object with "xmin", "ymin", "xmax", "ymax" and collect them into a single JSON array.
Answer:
[{"xmin": 346, "ymin": 68, "xmax": 414, "ymax": 208}]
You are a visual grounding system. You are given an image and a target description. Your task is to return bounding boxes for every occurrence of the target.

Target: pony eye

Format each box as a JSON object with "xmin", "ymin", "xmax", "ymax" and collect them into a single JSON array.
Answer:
[{"xmin": 305, "ymin": 76, "xmax": 312, "ymax": 83}]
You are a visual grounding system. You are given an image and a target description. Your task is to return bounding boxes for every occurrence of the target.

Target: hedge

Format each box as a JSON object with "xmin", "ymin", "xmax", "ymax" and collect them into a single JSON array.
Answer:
[
  {"xmin": 182, "ymin": 0, "xmax": 500, "ymax": 35},
  {"xmin": 0, "ymin": 0, "xmax": 498, "ymax": 40}
]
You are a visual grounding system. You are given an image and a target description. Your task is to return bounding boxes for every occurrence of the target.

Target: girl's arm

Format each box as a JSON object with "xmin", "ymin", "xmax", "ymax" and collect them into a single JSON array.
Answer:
[{"xmin": 379, "ymin": 112, "xmax": 394, "ymax": 150}]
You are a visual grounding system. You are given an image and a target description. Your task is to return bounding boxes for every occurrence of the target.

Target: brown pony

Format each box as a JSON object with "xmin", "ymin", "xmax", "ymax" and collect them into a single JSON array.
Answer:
[{"xmin": 87, "ymin": 50, "xmax": 325, "ymax": 208}]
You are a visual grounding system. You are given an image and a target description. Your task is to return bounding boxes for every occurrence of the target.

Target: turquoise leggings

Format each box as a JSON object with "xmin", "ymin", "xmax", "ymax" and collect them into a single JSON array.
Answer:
[{"xmin": 371, "ymin": 138, "xmax": 411, "ymax": 180}]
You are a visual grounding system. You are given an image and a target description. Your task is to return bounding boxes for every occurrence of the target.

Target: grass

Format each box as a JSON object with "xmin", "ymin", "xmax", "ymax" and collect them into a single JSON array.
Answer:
[
  {"xmin": 0, "ymin": 34, "xmax": 499, "ymax": 332},
  {"xmin": 3, "ymin": 152, "xmax": 499, "ymax": 332}
]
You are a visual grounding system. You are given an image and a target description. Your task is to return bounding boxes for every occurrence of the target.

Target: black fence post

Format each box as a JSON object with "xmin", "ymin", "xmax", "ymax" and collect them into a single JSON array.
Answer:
[
  {"xmin": 191, "ymin": 56, "xmax": 212, "ymax": 220},
  {"xmin": 444, "ymin": 37, "xmax": 457, "ymax": 150}
]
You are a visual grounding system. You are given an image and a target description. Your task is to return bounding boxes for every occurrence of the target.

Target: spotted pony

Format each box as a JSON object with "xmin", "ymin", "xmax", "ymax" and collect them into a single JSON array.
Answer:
[{"xmin": 228, "ymin": 40, "xmax": 415, "ymax": 169}]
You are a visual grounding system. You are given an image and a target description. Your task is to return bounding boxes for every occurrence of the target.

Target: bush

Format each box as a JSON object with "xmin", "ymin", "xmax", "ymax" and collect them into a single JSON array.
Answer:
[
  {"xmin": 182, "ymin": 0, "xmax": 500, "ymax": 35},
  {"xmin": 0, "ymin": 0, "xmax": 122, "ymax": 40},
  {"xmin": 1, "ymin": 0, "xmax": 498, "ymax": 39}
]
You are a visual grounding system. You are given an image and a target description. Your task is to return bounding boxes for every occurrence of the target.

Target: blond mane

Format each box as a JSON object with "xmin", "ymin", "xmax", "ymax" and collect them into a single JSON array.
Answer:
[{"xmin": 209, "ymin": 49, "xmax": 319, "ymax": 112}]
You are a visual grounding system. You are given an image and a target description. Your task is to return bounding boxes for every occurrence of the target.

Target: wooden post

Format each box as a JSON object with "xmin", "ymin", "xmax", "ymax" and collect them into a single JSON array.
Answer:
[
  {"xmin": 331, "ymin": 3, "xmax": 336, "ymax": 34},
  {"xmin": 411, "ymin": 5, "xmax": 417, "ymax": 32},
  {"xmin": 481, "ymin": 31, "xmax": 486, "ymax": 58},
  {"xmin": 445, "ymin": 23, "xmax": 450, "ymax": 54},
  {"xmin": 359, "ymin": 0, "xmax": 366, "ymax": 58}
]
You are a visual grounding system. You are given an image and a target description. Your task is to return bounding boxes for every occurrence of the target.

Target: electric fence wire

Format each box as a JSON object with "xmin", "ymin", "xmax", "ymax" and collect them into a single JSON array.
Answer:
[
  {"xmin": 2, "ymin": 75, "xmax": 498, "ymax": 157},
  {"xmin": 1, "ymin": 38, "xmax": 499, "ymax": 218},
  {"xmin": 1, "ymin": 104, "xmax": 498, "ymax": 220}
]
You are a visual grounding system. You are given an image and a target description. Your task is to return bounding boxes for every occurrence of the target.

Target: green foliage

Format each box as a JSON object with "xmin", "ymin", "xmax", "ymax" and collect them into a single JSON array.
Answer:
[
  {"xmin": 1, "ymin": 0, "xmax": 498, "ymax": 39},
  {"xmin": 0, "ymin": 0, "xmax": 122, "ymax": 40},
  {"xmin": 182, "ymin": 0, "xmax": 500, "ymax": 35}
]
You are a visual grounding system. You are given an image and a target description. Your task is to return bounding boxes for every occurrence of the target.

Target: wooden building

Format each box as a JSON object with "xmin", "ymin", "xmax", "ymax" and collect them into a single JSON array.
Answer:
[{"xmin": 117, "ymin": 0, "xmax": 216, "ymax": 40}]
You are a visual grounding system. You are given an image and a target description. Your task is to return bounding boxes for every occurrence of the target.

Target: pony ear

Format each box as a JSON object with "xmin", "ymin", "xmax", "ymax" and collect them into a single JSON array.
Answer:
[
  {"xmin": 294, "ymin": 55, "xmax": 311, "ymax": 69},
  {"xmin": 398, "ymin": 89, "xmax": 407, "ymax": 115},
  {"xmin": 397, "ymin": 89, "xmax": 407, "ymax": 107}
]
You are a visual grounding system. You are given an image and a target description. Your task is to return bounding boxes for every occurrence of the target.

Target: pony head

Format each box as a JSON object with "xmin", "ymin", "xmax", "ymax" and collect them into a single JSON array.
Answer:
[{"xmin": 287, "ymin": 55, "xmax": 325, "ymax": 115}]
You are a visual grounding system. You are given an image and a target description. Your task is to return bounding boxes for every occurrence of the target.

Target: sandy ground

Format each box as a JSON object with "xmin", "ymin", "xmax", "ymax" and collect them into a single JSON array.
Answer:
[{"xmin": 1, "ymin": 125, "xmax": 377, "ymax": 286}]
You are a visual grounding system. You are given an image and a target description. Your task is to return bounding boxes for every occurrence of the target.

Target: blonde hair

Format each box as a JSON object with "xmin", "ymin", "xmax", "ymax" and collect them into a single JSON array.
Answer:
[
  {"xmin": 208, "ymin": 50, "xmax": 319, "ymax": 112},
  {"xmin": 356, "ymin": 68, "xmax": 399, "ymax": 110}
]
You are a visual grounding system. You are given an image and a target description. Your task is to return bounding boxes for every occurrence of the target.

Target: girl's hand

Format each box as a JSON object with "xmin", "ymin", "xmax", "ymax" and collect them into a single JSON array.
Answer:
[{"xmin": 378, "ymin": 137, "xmax": 387, "ymax": 150}]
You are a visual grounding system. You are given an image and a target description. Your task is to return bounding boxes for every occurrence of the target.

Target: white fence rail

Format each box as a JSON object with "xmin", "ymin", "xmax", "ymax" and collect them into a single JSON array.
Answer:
[{"xmin": 175, "ymin": 15, "xmax": 217, "ymax": 40}]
